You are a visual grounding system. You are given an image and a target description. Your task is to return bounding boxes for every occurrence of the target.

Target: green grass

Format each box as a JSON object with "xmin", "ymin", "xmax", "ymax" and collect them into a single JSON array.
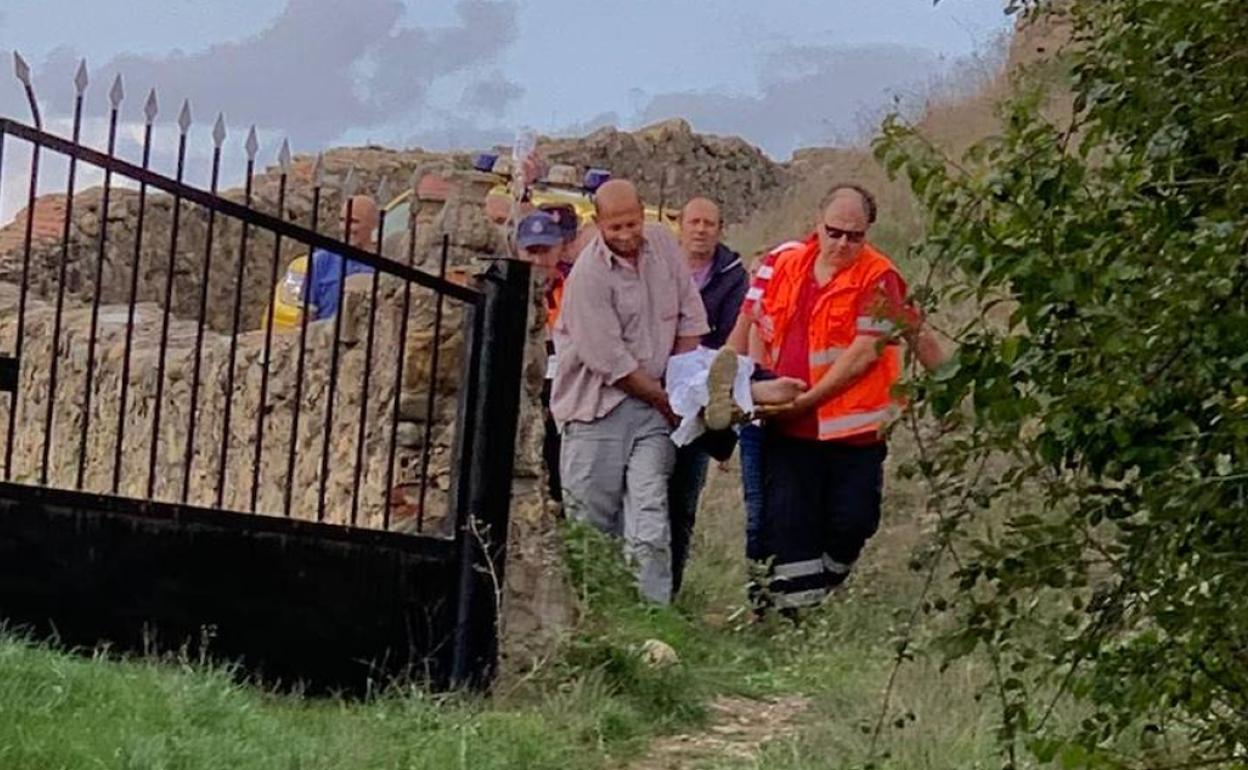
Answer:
[{"xmin": 0, "ymin": 458, "xmax": 1008, "ymax": 770}]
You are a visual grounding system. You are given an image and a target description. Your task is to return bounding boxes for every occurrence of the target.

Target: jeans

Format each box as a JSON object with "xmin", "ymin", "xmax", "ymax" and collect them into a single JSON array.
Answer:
[
  {"xmin": 739, "ymin": 423, "xmax": 765, "ymax": 562},
  {"xmin": 667, "ymin": 444, "xmax": 710, "ymax": 596}
]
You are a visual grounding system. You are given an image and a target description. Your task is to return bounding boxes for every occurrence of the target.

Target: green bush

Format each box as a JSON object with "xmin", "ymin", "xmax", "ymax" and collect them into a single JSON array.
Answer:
[{"xmin": 876, "ymin": 1, "xmax": 1248, "ymax": 767}]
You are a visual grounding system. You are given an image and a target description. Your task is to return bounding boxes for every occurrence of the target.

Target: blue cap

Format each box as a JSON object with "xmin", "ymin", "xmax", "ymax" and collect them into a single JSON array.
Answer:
[
  {"xmin": 538, "ymin": 203, "xmax": 578, "ymax": 242},
  {"xmin": 516, "ymin": 212, "xmax": 563, "ymax": 249},
  {"xmin": 584, "ymin": 168, "xmax": 611, "ymax": 192},
  {"xmin": 473, "ymin": 152, "xmax": 499, "ymax": 172}
]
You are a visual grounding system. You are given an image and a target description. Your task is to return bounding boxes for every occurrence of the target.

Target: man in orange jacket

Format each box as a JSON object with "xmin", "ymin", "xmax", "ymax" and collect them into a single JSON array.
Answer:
[{"xmin": 750, "ymin": 183, "xmax": 943, "ymax": 612}]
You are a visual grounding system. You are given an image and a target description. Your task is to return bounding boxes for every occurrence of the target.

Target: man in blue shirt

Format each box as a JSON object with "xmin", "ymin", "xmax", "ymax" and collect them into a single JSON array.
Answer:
[{"xmin": 306, "ymin": 194, "xmax": 379, "ymax": 320}]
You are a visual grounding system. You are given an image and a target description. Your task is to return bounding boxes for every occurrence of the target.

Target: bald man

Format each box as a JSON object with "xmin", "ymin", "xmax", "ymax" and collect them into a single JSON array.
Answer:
[
  {"xmin": 667, "ymin": 196, "xmax": 749, "ymax": 595},
  {"xmin": 551, "ymin": 179, "xmax": 709, "ymax": 605},
  {"xmin": 306, "ymin": 195, "xmax": 379, "ymax": 320}
]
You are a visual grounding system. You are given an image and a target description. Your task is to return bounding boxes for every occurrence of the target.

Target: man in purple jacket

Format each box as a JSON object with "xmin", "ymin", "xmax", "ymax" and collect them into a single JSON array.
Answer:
[{"xmin": 668, "ymin": 197, "xmax": 749, "ymax": 595}]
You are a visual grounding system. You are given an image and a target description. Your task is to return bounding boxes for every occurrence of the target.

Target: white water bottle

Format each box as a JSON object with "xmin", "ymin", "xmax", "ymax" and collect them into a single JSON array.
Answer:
[
  {"xmin": 511, "ymin": 127, "xmax": 537, "ymax": 199},
  {"xmin": 512, "ymin": 127, "xmax": 536, "ymax": 166}
]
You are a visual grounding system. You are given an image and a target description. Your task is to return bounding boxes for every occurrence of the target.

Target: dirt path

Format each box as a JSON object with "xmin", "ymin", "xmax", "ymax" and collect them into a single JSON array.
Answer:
[{"xmin": 626, "ymin": 694, "xmax": 811, "ymax": 770}]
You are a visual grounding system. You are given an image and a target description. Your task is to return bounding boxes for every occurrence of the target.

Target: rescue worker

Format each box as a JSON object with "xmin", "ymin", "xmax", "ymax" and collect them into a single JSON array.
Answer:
[
  {"xmin": 305, "ymin": 195, "xmax": 378, "ymax": 320},
  {"xmin": 727, "ymin": 239, "xmax": 804, "ymax": 563},
  {"xmin": 750, "ymin": 183, "xmax": 943, "ymax": 611}
]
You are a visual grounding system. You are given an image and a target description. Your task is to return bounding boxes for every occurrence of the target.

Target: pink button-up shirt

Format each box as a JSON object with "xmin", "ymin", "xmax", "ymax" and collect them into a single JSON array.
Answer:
[{"xmin": 551, "ymin": 223, "xmax": 709, "ymax": 426}]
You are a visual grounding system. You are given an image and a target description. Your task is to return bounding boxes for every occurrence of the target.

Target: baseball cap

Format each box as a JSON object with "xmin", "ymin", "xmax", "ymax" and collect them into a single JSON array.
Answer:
[
  {"xmin": 538, "ymin": 203, "xmax": 578, "ymax": 242},
  {"xmin": 516, "ymin": 211, "xmax": 563, "ymax": 249}
]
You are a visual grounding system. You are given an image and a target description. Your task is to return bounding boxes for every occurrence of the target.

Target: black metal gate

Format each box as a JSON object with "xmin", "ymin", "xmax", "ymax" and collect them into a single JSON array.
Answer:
[{"xmin": 0, "ymin": 55, "xmax": 529, "ymax": 692}]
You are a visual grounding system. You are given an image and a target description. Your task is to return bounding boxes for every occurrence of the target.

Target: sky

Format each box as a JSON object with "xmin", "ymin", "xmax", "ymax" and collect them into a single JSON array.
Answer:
[{"xmin": 0, "ymin": 0, "xmax": 1013, "ymax": 217}]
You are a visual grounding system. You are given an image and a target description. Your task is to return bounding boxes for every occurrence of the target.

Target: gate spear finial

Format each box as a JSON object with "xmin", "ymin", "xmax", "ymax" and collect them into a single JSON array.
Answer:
[
  {"xmin": 312, "ymin": 152, "xmax": 326, "ymax": 188},
  {"xmin": 108, "ymin": 74, "xmax": 124, "ymax": 108},
  {"xmin": 73, "ymin": 59, "xmax": 89, "ymax": 96},
  {"xmin": 143, "ymin": 88, "xmax": 159, "ymax": 125},
  {"xmin": 12, "ymin": 51, "xmax": 30, "ymax": 86},
  {"xmin": 177, "ymin": 99, "xmax": 192, "ymax": 135},
  {"xmin": 343, "ymin": 165, "xmax": 358, "ymax": 197},
  {"xmin": 244, "ymin": 126, "xmax": 258, "ymax": 162},
  {"xmin": 13, "ymin": 51, "xmax": 42, "ymax": 129},
  {"xmin": 278, "ymin": 138, "xmax": 292, "ymax": 174},
  {"xmin": 212, "ymin": 113, "xmax": 226, "ymax": 148}
]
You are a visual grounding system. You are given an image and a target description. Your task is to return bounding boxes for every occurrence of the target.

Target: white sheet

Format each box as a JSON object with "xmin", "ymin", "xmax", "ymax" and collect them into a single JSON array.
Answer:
[{"xmin": 664, "ymin": 347, "xmax": 755, "ymax": 446}]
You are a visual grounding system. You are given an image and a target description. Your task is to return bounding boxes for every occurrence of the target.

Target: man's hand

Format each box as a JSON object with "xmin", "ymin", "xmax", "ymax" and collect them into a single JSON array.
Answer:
[
  {"xmin": 751, "ymin": 376, "xmax": 807, "ymax": 406},
  {"xmin": 616, "ymin": 368, "xmax": 679, "ymax": 426},
  {"xmin": 754, "ymin": 389, "xmax": 819, "ymax": 421},
  {"xmin": 654, "ymin": 395, "xmax": 679, "ymax": 427}
]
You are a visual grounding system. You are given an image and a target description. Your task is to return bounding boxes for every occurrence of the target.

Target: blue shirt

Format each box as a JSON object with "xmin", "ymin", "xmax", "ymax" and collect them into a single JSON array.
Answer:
[{"xmin": 306, "ymin": 248, "xmax": 374, "ymax": 320}]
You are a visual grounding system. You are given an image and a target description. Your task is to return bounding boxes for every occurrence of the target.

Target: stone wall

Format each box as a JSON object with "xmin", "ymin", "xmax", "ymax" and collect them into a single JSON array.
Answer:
[
  {"xmin": 0, "ymin": 273, "xmax": 464, "ymax": 532},
  {"xmin": 0, "ymin": 151, "xmax": 502, "ymax": 338},
  {"xmin": 540, "ymin": 118, "xmax": 788, "ymax": 225}
]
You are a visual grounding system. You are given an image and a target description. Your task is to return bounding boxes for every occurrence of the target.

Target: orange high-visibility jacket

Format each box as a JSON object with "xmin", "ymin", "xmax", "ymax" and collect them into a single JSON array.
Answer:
[
  {"xmin": 545, "ymin": 278, "xmax": 565, "ymax": 332},
  {"xmin": 758, "ymin": 238, "xmax": 903, "ymax": 441}
]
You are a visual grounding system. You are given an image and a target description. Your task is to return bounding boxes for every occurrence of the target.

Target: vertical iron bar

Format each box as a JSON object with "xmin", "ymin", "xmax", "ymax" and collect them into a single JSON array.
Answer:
[
  {"xmin": 316, "ymin": 198, "xmax": 355, "ymax": 523},
  {"xmin": 216, "ymin": 154, "xmax": 256, "ymax": 509},
  {"xmin": 181, "ymin": 138, "xmax": 223, "ymax": 503},
  {"xmin": 76, "ymin": 89, "xmax": 121, "ymax": 490},
  {"xmin": 449, "ymin": 300, "xmax": 484, "ymax": 688},
  {"xmin": 0, "ymin": 136, "xmax": 6, "ymax": 445},
  {"xmin": 348, "ymin": 209, "xmax": 386, "ymax": 526},
  {"xmin": 450, "ymin": 258, "xmax": 530, "ymax": 689},
  {"xmin": 416, "ymin": 234, "xmax": 451, "ymax": 532},
  {"xmin": 146, "ymin": 123, "xmax": 189, "ymax": 500},
  {"xmin": 1, "ymin": 131, "xmax": 34, "ymax": 481},
  {"xmin": 113, "ymin": 98, "xmax": 156, "ymax": 495},
  {"xmin": 39, "ymin": 84, "xmax": 86, "ymax": 485},
  {"xmin": 382, "ymin": 195, "xmax": 419, "ymax": 530},
  {"xmin": 283, "ymin": 184, "xmax": 321, "ymax": 517},
  {"xmin": 249, "ymin": 170, "xmax": 288, "ymax": 513}
]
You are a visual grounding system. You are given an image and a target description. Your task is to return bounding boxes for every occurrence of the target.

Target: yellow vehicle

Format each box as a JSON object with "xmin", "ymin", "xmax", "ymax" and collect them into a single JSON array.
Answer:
[
  {"xmin": 264, "ymin": 190, "xmax": 413, "ymax": 331},
  {"xmin": 485, "ymin": 183, "xmax": 681, "ymax": 236}
]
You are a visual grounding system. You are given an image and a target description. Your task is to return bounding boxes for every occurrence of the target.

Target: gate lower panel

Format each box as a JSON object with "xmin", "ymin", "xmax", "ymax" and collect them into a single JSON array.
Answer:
[{"xmin": 0, "ymin": 482, "xmax": 460, "ymax": 694}]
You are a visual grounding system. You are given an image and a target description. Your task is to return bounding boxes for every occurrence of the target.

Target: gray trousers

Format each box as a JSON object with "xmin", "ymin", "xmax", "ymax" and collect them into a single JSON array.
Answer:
[{"xmin": 560, "ymin": 397, "xmax": 676, "ymax": 604}]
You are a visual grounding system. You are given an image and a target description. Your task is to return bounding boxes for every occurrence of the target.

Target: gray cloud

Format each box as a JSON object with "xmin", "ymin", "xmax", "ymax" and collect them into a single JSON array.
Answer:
[
  {"xmin": 639, "ymin": 43, "xmax": 945, "ymax": 158},
  {"xmin": 460, "ymin": 72, "xmax": 525, "ymax": 118},
  {"xmin": 2, "ymin": 0, "xmax": 520, "ymax": 147},
  {"xmin": 405, "ymin": 109, "xmax": 512, "ymax": 152},
  {"xmin": 405, "ymin": 109, "xmax": 620, "ymax": 154},
  {"xmin": 553, "ymin": 111, "xmax": 620, "ymax": 137}
]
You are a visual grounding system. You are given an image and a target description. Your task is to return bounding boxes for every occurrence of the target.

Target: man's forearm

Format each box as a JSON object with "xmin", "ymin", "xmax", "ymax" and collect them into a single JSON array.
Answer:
[
  {"xmin": 800, "ymin": 340, "xmax": 879, "ymax": 409},
  {"xmin": 615, "ymin": 368, "xmax": 668, "ymax": 408},
  {"xmin": 725, "ymin": 314, "xmax": 751, "ymax": 355}
]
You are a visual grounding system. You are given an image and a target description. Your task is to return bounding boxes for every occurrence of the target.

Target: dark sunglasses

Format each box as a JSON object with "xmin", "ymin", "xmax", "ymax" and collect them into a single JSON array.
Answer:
[{"xmin": 823, "ymin": 224, "xmax": 867, "ymax": 244}]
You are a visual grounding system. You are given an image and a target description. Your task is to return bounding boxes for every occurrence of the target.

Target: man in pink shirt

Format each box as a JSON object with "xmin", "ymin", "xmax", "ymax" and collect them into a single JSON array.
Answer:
[{"xmin": 551, "ymin": 180, "xmax": 709, "ymax": 604}]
